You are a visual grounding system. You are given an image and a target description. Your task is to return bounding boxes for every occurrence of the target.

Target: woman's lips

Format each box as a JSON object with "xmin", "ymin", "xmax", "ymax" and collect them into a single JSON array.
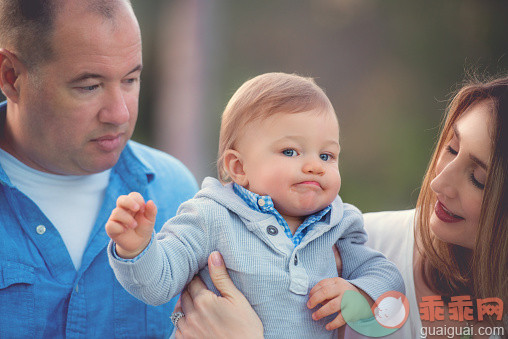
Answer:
[{"xmin": 434, "ymin": 201, "xmax": 464, "ymax": 223}]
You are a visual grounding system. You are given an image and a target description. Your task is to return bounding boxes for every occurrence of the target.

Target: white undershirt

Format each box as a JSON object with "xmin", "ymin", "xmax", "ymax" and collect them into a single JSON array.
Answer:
[{"xmin": 0, "ymin": 148, "xmax": 111, "ymax": 270}]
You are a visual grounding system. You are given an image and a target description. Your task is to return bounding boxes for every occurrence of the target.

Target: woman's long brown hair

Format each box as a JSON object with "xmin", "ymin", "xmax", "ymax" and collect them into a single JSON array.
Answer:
[{"xmin": 415, "ymin": 75, "xmax": 508, "ymax": 322}]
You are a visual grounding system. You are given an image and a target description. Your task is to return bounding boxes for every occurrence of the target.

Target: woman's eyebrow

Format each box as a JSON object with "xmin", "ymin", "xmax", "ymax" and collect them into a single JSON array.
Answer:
[
  {"xmin": 471, "ymin": 154, "xmax": 487, "ymax": 170},
  {"xmin": 452, "ymin": 124, "xmax": 461, "ymax": 141}
]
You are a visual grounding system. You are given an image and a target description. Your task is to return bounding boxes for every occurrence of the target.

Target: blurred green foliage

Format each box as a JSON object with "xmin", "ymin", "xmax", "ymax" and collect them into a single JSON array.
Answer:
[
  {"xmin": 2, "ymin": 1, "xmax": 506, "ymax": 212},
  {"xmin": 132, "ymin": 0, "xmax": 507, "ymax": 212}
]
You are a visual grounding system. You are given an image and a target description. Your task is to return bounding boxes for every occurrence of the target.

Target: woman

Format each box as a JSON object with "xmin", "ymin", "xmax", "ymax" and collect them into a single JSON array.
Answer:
[{"xmin": 173, "ymin": 75, "xmax": 508, "ymax": 338}]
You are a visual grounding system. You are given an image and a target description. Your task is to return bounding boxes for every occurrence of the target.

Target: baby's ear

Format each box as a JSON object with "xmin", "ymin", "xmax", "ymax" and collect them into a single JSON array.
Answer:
[{"xmin": 223, "ymin": 149, "xmax": 248, "ymax": 187}]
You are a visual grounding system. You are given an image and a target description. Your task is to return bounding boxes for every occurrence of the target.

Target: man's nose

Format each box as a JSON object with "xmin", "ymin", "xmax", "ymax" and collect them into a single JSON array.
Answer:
[{"xmin": 99, "ymin": 88, "xmax": 130, "ymax": 125}]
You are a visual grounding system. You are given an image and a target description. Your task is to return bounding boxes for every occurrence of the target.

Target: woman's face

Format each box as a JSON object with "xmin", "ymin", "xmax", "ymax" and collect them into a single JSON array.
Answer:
[{"xmin": 429, "ymin": 100, "xmax": 493, "ymax": 249}]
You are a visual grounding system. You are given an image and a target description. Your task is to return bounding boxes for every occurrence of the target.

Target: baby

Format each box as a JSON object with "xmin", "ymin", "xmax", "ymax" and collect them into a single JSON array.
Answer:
[{"xmin": 106, "ymin": 72, "xmax": 404, "ymax": 338}]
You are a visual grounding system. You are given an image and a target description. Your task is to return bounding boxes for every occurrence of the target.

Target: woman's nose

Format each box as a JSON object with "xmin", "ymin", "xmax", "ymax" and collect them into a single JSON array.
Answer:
[{"xmin": 430, "ymin": 160, "xmax": 458, "ymax": 199}]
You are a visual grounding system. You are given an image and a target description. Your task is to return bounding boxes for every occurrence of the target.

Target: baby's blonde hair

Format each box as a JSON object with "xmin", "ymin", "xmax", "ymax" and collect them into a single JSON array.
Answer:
[{"xmin": 217, "ymin": 72, "xmax": 336, "ymax": 182}]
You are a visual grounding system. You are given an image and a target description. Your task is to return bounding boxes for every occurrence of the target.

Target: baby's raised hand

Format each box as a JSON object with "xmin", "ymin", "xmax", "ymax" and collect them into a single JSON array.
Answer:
[
  {"xmin": 105, "ymin": 192, "xmax": 157, "ymax": 259},
  {"xmin": 307, "ymin": 277, "xmax": 373, "ymax": 331}
]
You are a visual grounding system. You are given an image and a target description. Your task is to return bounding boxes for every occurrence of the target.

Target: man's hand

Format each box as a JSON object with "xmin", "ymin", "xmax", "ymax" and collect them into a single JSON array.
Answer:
[
  {"xmin": 174, "ymin": 251, "xmax": 264, "ymax": 339},
  {"xmin": 105, "ymin": 192, "xmax": 157, "ymax": 258}
]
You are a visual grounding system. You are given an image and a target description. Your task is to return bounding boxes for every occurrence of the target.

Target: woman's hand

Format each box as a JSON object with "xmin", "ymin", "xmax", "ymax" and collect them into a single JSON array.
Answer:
[{"xmin": 174, "ymin": 251, "xmax": 264, "ymax": 339}]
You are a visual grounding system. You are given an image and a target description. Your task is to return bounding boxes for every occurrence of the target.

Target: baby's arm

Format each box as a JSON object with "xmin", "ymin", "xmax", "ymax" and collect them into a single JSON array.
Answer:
[
  {"xmin": 107, "ymin": 196, "xmax": 212, "ymax": 306},
  {"xmin": 307, "ymin": 276, "xmax": 374, "ymax": 330},
  {"xmin": 308, "ymin": 205, "xmax": 404, "ymax": 330},
  {"xmin": 334, "ymin": 209, "xmax": 404, "ymax": 300},
  {"xmin": 106, "ymin": 192, "xmax": 157, "ymax": 258}
]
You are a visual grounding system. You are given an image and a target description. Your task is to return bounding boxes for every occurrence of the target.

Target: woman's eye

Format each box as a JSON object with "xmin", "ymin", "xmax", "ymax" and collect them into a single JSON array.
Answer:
[
  {"xmin": 320, "ymin": 154, "xmax": 330, "ymax": 161},
  {"xmin": 446, "ymin": 145, "xmax": 458, "ymax": 155},
  {"xmin": 282, "ymin": 149, "xmax": 297, "ymax": 157},
  {"xmin": 470, "ymin": 173, "xmax": 485, "ymax": 190}
]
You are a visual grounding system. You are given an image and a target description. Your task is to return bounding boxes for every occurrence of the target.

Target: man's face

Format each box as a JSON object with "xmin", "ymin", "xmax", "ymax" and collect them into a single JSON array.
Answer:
[{"xmin": 10, "ymin": 1, "xmax": 142, "ymax": 175}]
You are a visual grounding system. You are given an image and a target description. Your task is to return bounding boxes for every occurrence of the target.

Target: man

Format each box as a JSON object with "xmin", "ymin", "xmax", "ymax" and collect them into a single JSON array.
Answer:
[{"xmin": 0, "ymin": 0, "xmax": 197, "ymax": 337}]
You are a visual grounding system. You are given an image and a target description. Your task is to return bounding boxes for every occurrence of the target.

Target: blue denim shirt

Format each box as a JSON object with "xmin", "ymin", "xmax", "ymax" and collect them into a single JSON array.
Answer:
[{"xmin": 0, "ymin": 101, "xmax": 198, "ymax": 339}]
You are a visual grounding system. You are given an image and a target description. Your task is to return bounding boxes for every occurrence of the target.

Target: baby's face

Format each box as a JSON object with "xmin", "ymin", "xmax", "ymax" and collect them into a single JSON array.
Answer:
[{"xmin": 235, "ymin": 109, "xmax": 341, "ymax": 220}]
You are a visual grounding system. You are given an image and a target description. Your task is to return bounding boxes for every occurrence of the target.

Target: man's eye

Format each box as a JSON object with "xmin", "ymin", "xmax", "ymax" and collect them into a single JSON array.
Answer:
[
  {"xmin": 124, "ymin": 78, "xmax": 138, "ymax": 84},
  {"xmin": 81, "ymin": 84, "xmax": 99, "ymax": 91},
  {"xmin": 282, "ymin": 149, "xmax": 297, "ymax": 157}
]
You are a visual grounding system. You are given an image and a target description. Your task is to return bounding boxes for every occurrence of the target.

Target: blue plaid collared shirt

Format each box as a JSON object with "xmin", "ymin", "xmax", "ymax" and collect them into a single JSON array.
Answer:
[{"xmin": 233, "ymin": 183, "xmax": 331, "ymax": 246}]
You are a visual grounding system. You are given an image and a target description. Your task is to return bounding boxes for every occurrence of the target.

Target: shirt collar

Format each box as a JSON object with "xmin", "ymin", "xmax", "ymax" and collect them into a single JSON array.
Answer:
[
  {"xmin": 0, "ymin": 102, "xmax": 12, "ymax": 186},
  {"xmin": 233, "ymin": 182, "xmax": 276, "ymax": 213},
  {"xmin": 232, "ymin": 182, "xmax": 332, "ymax": 231},
  {"xmin": 114, "ymin": 141, "xmax": 156, "ymax": 187}
]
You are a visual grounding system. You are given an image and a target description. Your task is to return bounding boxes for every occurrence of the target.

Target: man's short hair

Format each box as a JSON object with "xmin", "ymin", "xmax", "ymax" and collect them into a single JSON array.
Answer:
[{"xmin": 0, "ymin": 0, "xmax": 132, "ymax": 69}]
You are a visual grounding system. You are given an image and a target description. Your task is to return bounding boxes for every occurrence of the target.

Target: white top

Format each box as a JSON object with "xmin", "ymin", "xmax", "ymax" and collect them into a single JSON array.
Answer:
[
  {"xmin": 347, "ymin": 209, "xmax": 504, "ymax": 339},
  {"xmin": 364, "ymin": 209, "xmax": 420, "ymax": 338},
  {"xmin": 0, "ymin": 148, "xmax": 110, "ymax": 269}
]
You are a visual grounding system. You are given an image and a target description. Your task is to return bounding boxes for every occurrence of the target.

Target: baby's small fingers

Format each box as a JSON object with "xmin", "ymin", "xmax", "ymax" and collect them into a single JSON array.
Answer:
[
  {"xmin": 116, "ymin": 194, "xmax": 142, "ymax": 212},
  {"xmin": 105, "ymin": 220, "xmax": 129, "ymax": 237},
  {"xmin": 308, "ymin": 282, "xmax": 342, "ymax": 309},
  {"xmin": 309, "ymin": 277, "xmax": 341, "ymax": 297},
  {"xmin": 109, "ymin": 208, "xmax": 138, "ymax": 228},
  {"xmin": 325, "ymin": 313, "xmax": 346, "ymax": 331},
  {"xmin": 144, "ymin": 200, "xmax": 158, "ymax": 223},
  {"xmin": 312, "ymin": 297, "xmax": 342, "ymax": 321},
  {"xmin": 127, "ymin": 192, "xmax": 146, "ymax": 206}
]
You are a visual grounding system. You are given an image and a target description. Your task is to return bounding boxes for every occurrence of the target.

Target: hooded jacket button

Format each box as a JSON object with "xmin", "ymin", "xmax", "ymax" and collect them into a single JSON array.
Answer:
[{"xmin": 266, "ymin": 225, "xmax": 278, "ymax": 236}]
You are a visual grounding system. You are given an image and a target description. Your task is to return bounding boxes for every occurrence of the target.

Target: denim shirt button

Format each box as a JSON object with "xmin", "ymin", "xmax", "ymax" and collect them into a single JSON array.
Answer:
[
  {"xmin": 36, "ymin": 225, "xmax": 46, "ymax": 235},
  {"xmin": 266, "ymin": 225, "xmax": 278, "ymax": 236},
  {"xmin": 258, "ymin": 199, "xmax": 265, "ymax": 207}
]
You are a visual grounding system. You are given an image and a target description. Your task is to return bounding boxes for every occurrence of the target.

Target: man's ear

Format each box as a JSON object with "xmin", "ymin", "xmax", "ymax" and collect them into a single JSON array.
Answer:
[
  {"xmin": 0, "ymin": 49, "xmax": 24, "ymax": 103},
  {"xmin": 223, "ymin": 149, "xmax": 248, "ymax": 187}
]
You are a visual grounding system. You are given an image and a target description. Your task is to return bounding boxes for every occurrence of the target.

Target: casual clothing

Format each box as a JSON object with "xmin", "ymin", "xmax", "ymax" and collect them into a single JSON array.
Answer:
[
  {"xmin": 0, "ymin": 102, "xmax": 198, "ymax": 338},
  {"xmin": 109, "ymin": 177, "xmax": 404, "ymax": 339},
  {"xmin": 232, "ymin": 182, "xmax": 331, "ymax": 246},
  {"xmin": 345, "ymin": 209, "xmax": 505, "ymax": 339},
  {"xmin": 359, "ymin": 209, "xmax": 420, "ymax": 338},
  {"xmin": 0, "ymin": 147, "xmax": 112, "ymax": 269}
]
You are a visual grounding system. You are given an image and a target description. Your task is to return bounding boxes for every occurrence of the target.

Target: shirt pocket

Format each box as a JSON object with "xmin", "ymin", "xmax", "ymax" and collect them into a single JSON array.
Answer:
[{"xmin": 0, "ymin": 262, "xmax": 36, "ymax": 337}]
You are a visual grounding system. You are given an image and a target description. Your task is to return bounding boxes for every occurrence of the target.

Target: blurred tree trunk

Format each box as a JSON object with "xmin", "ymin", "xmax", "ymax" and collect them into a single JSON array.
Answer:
[{"xmin": 154, "ymin": 0, "xmax": 222, "ymax": 183}]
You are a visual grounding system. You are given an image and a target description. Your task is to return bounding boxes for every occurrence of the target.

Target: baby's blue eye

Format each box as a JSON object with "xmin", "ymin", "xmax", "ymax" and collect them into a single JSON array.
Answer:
[
  {"xmin": 282, "ymin": 149, "xmax": 297, "ymax": 157},
  {"xmin": 320, "ymin": 154, "xmax": 330, "ymax": 161}
]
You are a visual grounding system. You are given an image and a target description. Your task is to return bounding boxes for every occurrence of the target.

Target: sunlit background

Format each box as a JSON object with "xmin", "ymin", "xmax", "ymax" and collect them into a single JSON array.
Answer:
[{"xmin": 4, "ymin": 1, "xmax": 507, "ymax": 212}]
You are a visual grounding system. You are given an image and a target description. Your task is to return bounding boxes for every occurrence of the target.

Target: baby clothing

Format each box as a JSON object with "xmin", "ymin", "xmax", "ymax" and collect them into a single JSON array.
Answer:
[{"xmin": 109, "ymin": 177, "xmax": 404, "ymax": 338}]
